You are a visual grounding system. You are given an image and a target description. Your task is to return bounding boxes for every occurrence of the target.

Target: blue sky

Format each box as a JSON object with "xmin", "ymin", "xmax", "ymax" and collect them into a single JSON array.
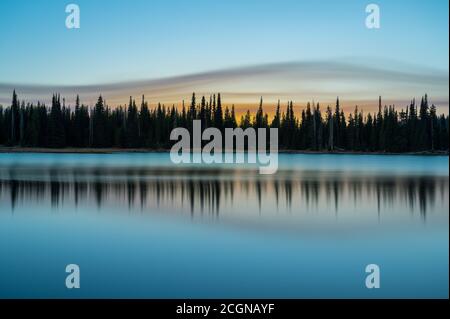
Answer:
[{"xmin": 0, "ymin": 0, "xmax": 448, "ymax": 111}]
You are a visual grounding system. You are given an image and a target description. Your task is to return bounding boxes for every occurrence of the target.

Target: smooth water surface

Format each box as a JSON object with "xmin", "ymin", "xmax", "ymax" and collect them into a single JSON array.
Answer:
[{"xmin": 0, "ymin": 153, "xmax": 448, "ymax": 298}]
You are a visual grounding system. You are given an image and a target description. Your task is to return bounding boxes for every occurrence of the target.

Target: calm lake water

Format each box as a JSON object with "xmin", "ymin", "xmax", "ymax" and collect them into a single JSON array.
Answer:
[{"xmin": 0, "ymin": 153, "xmax": 448, "ymax": 298}]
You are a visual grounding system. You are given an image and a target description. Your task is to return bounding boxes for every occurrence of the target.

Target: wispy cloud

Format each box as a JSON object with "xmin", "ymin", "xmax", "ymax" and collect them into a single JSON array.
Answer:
[{"xmin": 1, "ymin": 59, "xmax": 448, "ymax": 113}]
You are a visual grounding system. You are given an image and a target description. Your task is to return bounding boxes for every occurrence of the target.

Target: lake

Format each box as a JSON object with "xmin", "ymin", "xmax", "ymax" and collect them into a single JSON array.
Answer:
[{"xmin": 0, "ymin": 152, "xmax": 448, "ymax": 298}]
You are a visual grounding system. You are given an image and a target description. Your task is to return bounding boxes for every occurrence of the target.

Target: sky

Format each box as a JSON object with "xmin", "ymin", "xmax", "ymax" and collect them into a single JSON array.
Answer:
[{"xmin": 0, "ymin": 0, "xmax": 448, "ymax": 114}]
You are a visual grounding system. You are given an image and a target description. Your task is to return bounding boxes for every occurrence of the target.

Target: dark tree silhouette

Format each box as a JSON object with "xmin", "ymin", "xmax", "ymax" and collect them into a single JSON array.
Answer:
[{"xmin": 0, "ymin": 91, "xmax": 448, "ymax": 153}]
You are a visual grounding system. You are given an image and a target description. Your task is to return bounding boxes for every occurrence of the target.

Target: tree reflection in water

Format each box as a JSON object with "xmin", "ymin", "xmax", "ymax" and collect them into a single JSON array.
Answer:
[{"xmin": 0, "ymin": 166, "xmax": 447, "ymax": 221}]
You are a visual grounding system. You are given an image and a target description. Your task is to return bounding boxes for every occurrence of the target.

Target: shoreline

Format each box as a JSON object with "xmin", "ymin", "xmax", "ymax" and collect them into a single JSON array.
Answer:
[{"xmin": 0, "ymin": 147, "xmax": 448, "ymax": 156}]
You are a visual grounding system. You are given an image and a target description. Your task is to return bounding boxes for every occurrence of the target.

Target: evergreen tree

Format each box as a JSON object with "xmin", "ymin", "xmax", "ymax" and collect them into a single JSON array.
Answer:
[
  {"xmin": 214, "ymin": 93, "xmax": 223, "ymax": 130},
  {"xmin": 10, "ymin": 89, "xmax": 19, "ymax": 145},
  {"xmin": 126, "ymin": 96, "xmax": 139, "ymax": 148},
  {"xmin": 48, "ymin": 94, "xmax": 66, "ymax": 148},
  {"xmin": 271, "ymin": 100, "xmax": 281, "ymax": 128}
]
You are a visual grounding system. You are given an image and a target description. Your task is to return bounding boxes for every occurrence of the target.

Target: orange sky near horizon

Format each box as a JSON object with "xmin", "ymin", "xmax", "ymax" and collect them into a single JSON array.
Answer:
[{"xmin": 1, "ymin": 60, "xmax": 448, "ymax": 118}]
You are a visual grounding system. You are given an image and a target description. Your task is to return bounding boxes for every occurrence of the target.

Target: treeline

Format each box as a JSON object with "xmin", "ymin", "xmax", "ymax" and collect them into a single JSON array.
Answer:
[{"xmin": 0, "ymin": 90, "xmax": 448, "ymax": 152}]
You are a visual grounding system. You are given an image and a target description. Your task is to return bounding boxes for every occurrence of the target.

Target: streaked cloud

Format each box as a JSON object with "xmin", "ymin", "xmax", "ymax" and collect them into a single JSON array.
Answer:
[{"xmin": 0, "ymin": 59, "xmax": 448, "ymax": 114}]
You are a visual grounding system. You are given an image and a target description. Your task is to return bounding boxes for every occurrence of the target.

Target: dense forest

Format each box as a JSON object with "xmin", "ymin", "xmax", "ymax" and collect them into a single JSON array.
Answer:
[{"xmin": 0, "ymin": 90, "xmax": 448, "ymax": 152}]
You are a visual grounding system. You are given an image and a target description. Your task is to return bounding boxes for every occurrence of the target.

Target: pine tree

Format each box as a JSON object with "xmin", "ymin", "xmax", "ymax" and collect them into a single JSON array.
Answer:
[
  {"xmin": 214, "ymin": 93, "xmax": 223, "ymax": 130},
  {"xmin": 10, "ymin": 90, "xmax": 19, "ymax": 145},
  {"xmin": 255, "ymin": 97, "xmax": 265, "ymax": 128},
  {"xmin": 271, "ymin": 100, "xmax": 281, "ymax": 128},
  {"xmin": 48, "ymin": 94, "xmax": 66, "ymax": 148},
  {"xmin": 126, "ymin": 97, "xmax": 139, "ymax": 148},
  {"xmin": 326, "ymin": 106, "xmax": 334, "ymax": 151},
  {"xmin": 140, "ymin": 95, "xmax": 151, "ymax": 147},
  {"xmin": 93, "ymin": 95, "xmax": 107, "ymax": 147},
  {"xmin": 200, "ymin": 96, "xmax": 207, "ymax": 127}
]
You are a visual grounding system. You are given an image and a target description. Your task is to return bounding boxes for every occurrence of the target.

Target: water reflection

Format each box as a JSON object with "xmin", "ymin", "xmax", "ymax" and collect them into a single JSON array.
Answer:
[{"xmin": 0, "ymin": 166, "xmax": 447, "ymax": 221}]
